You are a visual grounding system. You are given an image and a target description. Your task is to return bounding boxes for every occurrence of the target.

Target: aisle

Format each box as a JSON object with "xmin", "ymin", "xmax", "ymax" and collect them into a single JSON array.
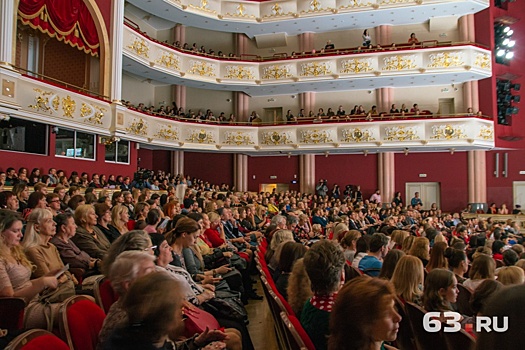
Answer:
[{"xmin": 245, "ymin": 279, "xmax": 279, "ymax": 350}]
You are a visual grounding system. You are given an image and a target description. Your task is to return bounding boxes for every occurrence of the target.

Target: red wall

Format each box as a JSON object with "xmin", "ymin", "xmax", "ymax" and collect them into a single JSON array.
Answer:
[
  {"xmin": 247, "ymin": 156, "xmax": 300, "ymax": 192},
  {"xmin": 394, "ymin": 152, "xmax": 468, "ymax": 212},
  {"xmin": 94, "ymin": 0, "xmax": 111, "ymax": 41},
  {"xmin": 184, "ymin": 152, "xmax": 234, "ymax": 185},
  {"xmin": 486, "ymin": 149, "xmax": 525, "ymax": 206},
  {"xmin": 315, "ymin": 154, "xmax": 378, "ymax": 198},
  {"xmin": 0, "ymin": 131, "xmax": 138, "ymax": 179},
  {"xmin": 137, "ymin": 148, "xmax": 154, "ymax": 170}
]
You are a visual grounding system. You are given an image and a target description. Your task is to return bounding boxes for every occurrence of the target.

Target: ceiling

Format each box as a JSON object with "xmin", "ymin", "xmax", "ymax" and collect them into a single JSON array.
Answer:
[{"xmin": 127, "ymin": 0, "xmax": 488, "ymax": 38}]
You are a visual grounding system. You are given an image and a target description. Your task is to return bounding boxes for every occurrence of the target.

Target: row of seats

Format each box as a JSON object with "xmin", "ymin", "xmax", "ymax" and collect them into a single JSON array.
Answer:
[{"xmin": 254, "ymin": 240, "xmax": 315, "ymax": 350}]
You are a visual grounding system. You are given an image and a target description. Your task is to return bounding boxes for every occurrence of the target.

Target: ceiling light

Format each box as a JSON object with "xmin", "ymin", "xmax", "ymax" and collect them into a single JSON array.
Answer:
[
  {"xmin": 497, "ymin": 49, "xmax": 505, "ymax": 57},
  {"xmin": 508, "ymin": 40, "xmax": 515, "ymax": 48},
  {"xmin": 505, "ymin": 52, "xmax": 514, "ymax": 59}
]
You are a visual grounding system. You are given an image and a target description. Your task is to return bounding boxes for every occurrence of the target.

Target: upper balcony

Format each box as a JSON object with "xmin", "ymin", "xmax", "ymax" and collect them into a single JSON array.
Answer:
[
  {"xmin": 127, "ymin": 0, "xmax": 489, "ymax": 37},
  {"xmin": 123, "ymin": 24, "xmax": 492, "ymax": 96},
  {"xmin": 0, "ymin": 66, "xmax": 494, "ymax": 156}
]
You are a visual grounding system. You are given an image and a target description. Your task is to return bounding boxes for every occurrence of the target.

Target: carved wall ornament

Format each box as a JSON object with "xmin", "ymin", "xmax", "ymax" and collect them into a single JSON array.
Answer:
[
  {"xmin": 188, "ymin": 60, "xmax": 216, "ymax": 77},
  {"xmin": 431, "ymin": 124, "xmax": 467, "ymax": 140},
  {"xmin": 154, "ymin": 125, "xmax": 180, "ymax": 141},
  {"xmin": 262, "ymin": 65, "xmax": 293, "ymax": 80},
  {"xmin": 156, "ymin": 52, "xmax": 180, "ymax": 70},
  {"xmin": 300, "ymin": 129, "xmax": 333, "ymax": 144},
  {"xmin": 127, "ymin": 37, "xmax": 149, "ymax": 58},
  {"xmin": 342, "ymin": 128, "xmax": 376, "ymax": 142},
  {"xmin": 224, "ymin": 131, "xmax": 255, "ymax": 146},
  {"xmin": 61, "ymin": 96, "xmax": 76, "ymax": 118},
  {"xmin": 271, "ymin": 3, "xmax": 282, "ymax": 15},
  {"xmin": 189, "ymin": 0, "xmax": 216, "ymax": 13},
  {"xmin": 225, "ymin": 65, "xmax": 255, "ymax": 80},
  {"xmin": 340, "ymin": 58, "xmax": 373, "ymax": 74},
  {"xmin": 126, "ymin": 118, "xmax": 148, "ymax": 136},
  {"xmin": 300, "ymin": 62, "xmax": 332, "ymax": 77},
  {"xmin": 382, "ymin": 55, "xmax": 417, "ymax": 71},
  {"xmin": 80, "ymin": 103, "xmax": 105, "ymax": 125},
  {"xmin": 427, "ymin": 52, "xmax": 464, "ymax": 68},
  {"xmin": 478, "ymin": 125, "xmax": 494, "ymax": 140},
  {"xmin": 474, "ymin": 53, "xmax": 491, "ymax": 69},
  {"xmin": 310, "ymin": 0, "xmax": 321, "ymax": 11},
  {"xmin": 186, "ymin": 129, "xmax": 215, "ymax": 143},
  {"xmin": 28, "ymin": 88, "xmax": 53, "ymax": 113},
  {"xmin": 261, "ymin": 131, "xmax": 293, "ymax": 145},
  {"xmin": 384, "ymin": 126, "xmax": 420, "ymax": 141}
]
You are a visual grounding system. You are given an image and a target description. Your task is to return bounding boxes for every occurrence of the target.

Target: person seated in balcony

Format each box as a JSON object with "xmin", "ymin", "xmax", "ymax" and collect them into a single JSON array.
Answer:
[
  {"xmin": 400, "ymin": 103, "xmax": 409, "ymax": 113},
  {"xmin": 285, "ymin": 110, "xmax": 296, "ymax": 123},
  {"xmin": 199, "ymin": 45, "xmax": 206, "ymax": 53},
  {"xmin": 317, "ymin": 108, "xmax": 326, "ymax": 117},
  {"xmin": 410, "ymin": 103, "xmax": 420, "ymax": 113},
  {"xmin": 350, "ymin": 105, "xmax": 359, "ymax": 115},
  {"xmin": 173, "ymin": 40, "xmax": 181, "ymax": 48},
  {"xmin": 327, "ymin": 108, "xmax": 336, "ymax": 119},
  {"xmin": 336, "ymin": 105, "xmax": 346, "ymax": 117},
  {"xmin": 228, "ymin": 114, "xmax": 236, "ymax": 124},
  {"xmin": 368, "ymin": 105, "xmax": 378, "ymax": 115},
  {"xmin": 408, "ymin": 33, "xmax": 419, "ymax": 45},
  {"xmin": 362, "ymin": 29, "xmax": 371, "ymax": 47},
  {"xmin": 325, "ymin": 40, "xmax": 335, "ymax": 50},
  {"xmin": 182, "ymin": 43, "xmax": 189, "ymax": 50},
  {"xmin": 466, "ymin": 107, "xmax": 474, "ymax": 116},
  {"xmin": 390, "ymin": 104, "xmax": 400, "ymax": 114},
  {"xmin": 313, "ymin": 114, "xmax": 323, "ymax": 123},
  {"xmin": 217, "ymin": 112, "xmax": 226, "ymax": 124},
  {"xmin": 297, "ymin": 108, "xmax": 305, "ymax": 118},
  {"xmin": 249, "ymin": 111, "xmax": 259, "ymax": 123},
  {"xmin": 356, "ymin": 105, "xmax": 366, "ymax": 115}
]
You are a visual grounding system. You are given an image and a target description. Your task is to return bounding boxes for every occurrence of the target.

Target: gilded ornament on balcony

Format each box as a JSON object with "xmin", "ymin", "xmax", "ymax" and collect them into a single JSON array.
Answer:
[
  {"xmin": 427, "ymin": 52, "xmax": 464, "ymax": 68},
  {"xmin": 224, "ymin": 131, "xmax": 255, "ymax": 146},
  {"xmin": 300, "ymin": 62, "xmax": 332, "ymax": 77},
  {"xmin": 126, "ymin": 118, "xmax": 148, "ymax": 136},
  {"xmin": 431, "ymin": 124, "xmax": 467, "ymax": 140},
  {"xmin": 382, "ymin": 55, "xmax": 417, "ymax": 71},
  {"xmin": 384, "ymin": 126, "xmax": 420, "ymax": 141},
  {"xmin": 188, "ymin": 61, "xmax": 216, "ymax": 77},
  {"xmin": 189, "ymin": 0, "xmax": 216, "ymax": 13},
  {"xmin": 478, "ymin": 126, "xmax": 494, "ymax": 140},
  {"xmin": 261, "ymin": 131, "xmax": 293, "ymax": 145},
  {"xmin": 300, "ymin": 129, "xmax": 333, "ymax": 144},
  {"xmin": 80, "ymin": 103, "xmax": 105, "ymax": 125},
  {"xmin": 474, "ymin": 53, "xmax": 491, "ymax": 70},
  {"xmin": 237, "ymin": 3, "xmax": 245, "ymax": 15},
  {"xmin": 61, "ymin": 96, "xmax": 76, "ymax": 118},
  {"xmin": 271, "ymin": 3, "xmax": 282, "ymax": 15},
  {"xmin": 28, "ymin": 88, "xmax": 53, "ymax": 113},
  {"xmin": 262, "ymin": 65, "xmax": 292, "ymax": 80},
  {"xmin": 154, "ymin": 125, "xmax": 179, "ymax": 141},
  {"xmin": 225, "ymin": 66, "xmax": 255, "ymax": 80},
  {"xmin": 127, "ymin": 38, "xmax": 149, "ymax": 58},
  {"xmin": 156, "ymin": 53, "xmax": 180, "ymax": 70},
  {"xmin": 340, "ymin": 58, "xmax": 373, "ymax": 74},
  {"xmin": 342, "ymin": 128, "xmax": 375, "ymax": 142},
  {"xmin": 186, "ymin": 129, "xmax": 215, "ymax": 144},
  {"xmin": 310, "ymin": 0, "xmax": 321, "ymax": 11}
]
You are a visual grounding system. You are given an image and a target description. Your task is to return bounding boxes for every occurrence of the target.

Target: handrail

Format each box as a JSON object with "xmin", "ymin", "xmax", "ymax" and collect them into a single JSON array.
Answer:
[{"xmin": 12, "ymin": 65, "xmax": 110, "ymax": 101}]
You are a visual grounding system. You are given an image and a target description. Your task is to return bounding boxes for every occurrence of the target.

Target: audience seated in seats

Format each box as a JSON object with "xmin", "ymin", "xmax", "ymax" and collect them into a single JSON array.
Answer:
[
  {"xmin": 111, "ymin": 204, "xmax": 129, "ymax": 236},
  {"xmin": 329, "ymin": 277, "xmax": 402, "ymax": 350},
  {"xmin": 266, "ymin": 229, "xmax": 294, "ymax": 273},
  {"xmin": 359, "ymin": 233, "xmax": 390, "ymax": 277},
  {"xmin": 391, "ymin": 255, "xmax": 425, "ymax": 306},
  {"xmin": 463, "ymin": 254, "xmax": 495, "ymax": 291},
  {"xmin": 94, "ymin": 203, "xmax": 122, "ymax": 244},
  {"xmin": 340, "ymin": 230, "xmax": 361, "ymax": 263},
  {"xmin": 287, "ymin": 258, "xmax": 312, "ymax": 318},
  {"xmin": 300, "ymin": 240, "xmax": 345, "ymax": 350},
  {"xmin": 352, "ymin": 235, "xmax": 371, "ymax": 270},
  {"xmin": 274, "ymin": 242, "xmax": 308, "ymax": 299},
  {"xmin": 409, "ymin": 237, "xmax": 430, "ymax": 267},
  {"xmin": 423, "ymin": 268, "xmax": 459, "ymax": 314},
  {"xmin": 71, "ymin": 204, "xmax": 110, "ymax": 260},
  {"xmin": 378, "ymin": 249, "xmax": 405, "ymax": 280},
  {"xmin": 496, "ymin": 266, "xmax": 524, "ymax": 285},
  {"xmin": 426, "ymin": 241, "xmax": 449, "ymax": 273},
  {"xmin": 445, "ymin": 248, "xmax": 469, "ymax": 284}
]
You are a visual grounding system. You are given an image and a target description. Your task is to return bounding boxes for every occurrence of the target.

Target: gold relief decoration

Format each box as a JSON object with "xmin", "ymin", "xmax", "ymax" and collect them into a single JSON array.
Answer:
[
  {"xmin": 272, "ymin": 3, "xmax": 282, "ymax": 15},
  {"xmin": 431, "ymin": 124, "xmax": 467, "ymax": 140},
  {"xmin": 342, "ymin": 128, "xmax": 375, "ymax": 142},
  {"xmin": 478, "ymin": 126, "xmax": 494, "ymax": 140},
  {"xmin": 300, "ymin": 129, "xmax": 333, "ymax": 144},
  {"xmin": 126, "ymin": 118, "xmax": 148, "ymax": 136},
  {"xmin": 474, "ymin": 53, "xmax": 491, "ymax": 70},
  {"xmin": 156, "ymin": 52, "xmax": 180, "ymax": 70},
  {"xmin": 188, "ymin": 60, "xmax": 216, "ymax": 77},
  {"xmin": 300, "ymin": 62, "xmax": 332, "ymax": 77},
  {"xmin": 427, "ymin": 52, "xmax": 464, "ymax": 68},
  {"xmin": 28, "ymin": 88, "xmax": 53, "ymax": 113},
  {"xmin": 61, "ymin": 96, "xmax": 76, "ymax": 118},
  {"xmin": 127, "ymin": 37, "xmax": 149, "ymax": 58},
  {"xmin": 189, "ymin": 0, "xmax": 216, "ymax": 13},
  {"xmin": 225, "ymin": 65, "xmax": 255, "ymax": 80},
  {"xmin": 237, "ymin": 3, "xmax": 245, "ymax": 15},
  {"xmin": 340, "ymin": 58, "xmax": 373, "ymax": 74},
  {"xmin": 382, "ymin": 55, "xmax": 417, "ymax": 71},
  {"xmin": 154, "ymin": 125, "xmax": 179, "ymax": 141},
  {"xmin": 310, "ymin": 0, "xmax": 321, "ymax": 11},
  {"xmin": 384, "ymin": 126, "xmax": 420, "ymax": 141},
  {"xmin": 261, "ymin": 131, "xmax": 293, "ymax": 145},
  {"xmin": 186, "ymin": 129, "xmax": 215, "ymax": 144},
  {"xmin": 262, "ymin": 65, "xmax": 293, "ymax": 80},
  {"xmin": 80, "ymin": 103, "xmax": 106, "ymax": 125},
  {"xmin": 224, "ymin": 131, "xmax": 255, "ymax": 146}
]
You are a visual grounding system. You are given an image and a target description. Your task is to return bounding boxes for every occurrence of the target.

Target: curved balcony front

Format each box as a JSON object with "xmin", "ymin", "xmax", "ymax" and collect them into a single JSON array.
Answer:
[
  {"xmin": 123, "ymin": 25, "xmax": 492, "ymax": 96},
  {"xmin": 1, "ymin": 67, "xmax": 494, "ymax": 156},
  {"xmin": 127, "ymin": 0, "xmax": 489, "ymax": 37}
]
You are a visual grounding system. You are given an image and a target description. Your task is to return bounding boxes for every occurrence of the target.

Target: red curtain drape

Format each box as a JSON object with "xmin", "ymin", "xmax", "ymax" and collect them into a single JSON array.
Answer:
[{"xmin": 18, "ymin": 0, "xmax": 100, "ymax": 56}]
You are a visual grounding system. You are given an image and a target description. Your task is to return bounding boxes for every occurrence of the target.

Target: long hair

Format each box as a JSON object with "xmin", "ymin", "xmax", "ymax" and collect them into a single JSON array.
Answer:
[
  {"xmin": 378, "ymin": 249, "xmax": 406, "ymax": 279},
  {"xmin": 287, "ymin": 259, "xmax": 312, "ymax": 317},
  {"xmin": 22, "ymin": 208, "xmax": 52, "ymax": 250},
  {"xmin": 426, "ymin": 241, "xmax": 449, "ymax": 272},
  {"xmin": 470, "ymin": 254, "xmax": 496, "ymax": 280},
  {"xmin": 391, "ymin": 255, "xmax": 424, "ymax": 303},
  {"xmin": 0, "ymin": 210, "xmax": 33, "ymax": 270},
  {"xmin": 409, "ymin": 237, "xmax": 430, "ymax": 261},
  {"xmin": 423, "ymin": 268, "xmax": 455, "ymax": 312},
  {"xmin": 329, "ymin": 277, "xmax": 397, "ymax": 350}
]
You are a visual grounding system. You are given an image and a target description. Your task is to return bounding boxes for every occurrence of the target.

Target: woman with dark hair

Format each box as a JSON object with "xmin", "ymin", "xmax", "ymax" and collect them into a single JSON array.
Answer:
[
  {"xmin": 28, "ymin": 168, "xmax": 41, "ymax": 185},
  {"xmin": 329, "ymin": 277, "xmax": 401, "ymax": 350},
  {"xmin": 94, "ymin": 202, "xmax": 122, "ymax": 243},
  {"xmin": 426, "ymin": 241, "xmax": 448, "ymax": 272},
  {"xmin": 13, "ymin": 183, "xmax": 29, "ymax": 212},
  {"xmin": 445, "ymin": 248, "xmax": 469, "ymax": 283},
  {"xmin": 22, "ymin": 191, "xmax": 47, "ymax": 220},
  {"xmin": 463, "ymin": 254, "xmax": 495, "ymax": 291},
  {"xmin": 378, "ymin": 249, "xmax": 405, "ymax": 280},
  {"xmin": 0, "ymin": 191, "xmax": 19, "ymax": 212},
  {"xmin": 275, "ymin": 242, "xmax": 308, "ymax": 299},
  {"xmin": 423, "ymin": 268, "xmax": 459, "ymax": 313}
]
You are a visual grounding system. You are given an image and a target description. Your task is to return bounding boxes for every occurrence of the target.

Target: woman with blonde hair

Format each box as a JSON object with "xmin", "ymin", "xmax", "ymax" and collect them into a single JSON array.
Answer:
[
  {"xmin": 464, "ymin": 254, "xmax": 495, "ymax": 291},
  {"xmin": 409, "ymin": 237, "xmax": 430, "ymax": 267},
  {"xmin": 391, "ymin": 230, "xmax": 409, "ymax": 250},
  {"xmin": 340, "ymin": 230, "xmax": 361, "ymax": 262},
  {"xmin": 111, "ymin": 204, "xmax": 129, "ymax": 235},
  {"xmin": 391, "ymin": 255, "xmax": 424, "ymax": 306},
  {"xmin": 71, "ymin": 204, "xmax": 110, "ymax": 260},
  {"xmin": 287, "ymin": 258, "xmax": 312, "ymax": 317},
  {"xmin": 426, "ymin": 241, "xmax": 448, "ymax": 272},
  {"xmin": 402, "ymin": 235, "xmax": 415, "ymax": 254},
  {"xmin": 265, "ymin": 229, "xmax": 294, "ymax": 268},
  {"xmin": 496, "ymin": 266, "xmax": 525, "ymax": 286}
]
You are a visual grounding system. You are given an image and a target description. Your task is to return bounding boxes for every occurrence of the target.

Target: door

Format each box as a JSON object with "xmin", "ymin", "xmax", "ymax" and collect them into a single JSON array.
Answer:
[
  {"xmin": 405, "ymin": 182, "xmax": 440, "ymax": 210},
  {"xmin": 438, "ymin": 98, "xmax": 455, "ymax": 115},
  {"xmin": 513, "ymin": 181, "xmax": 525, "ymax": 210},
  {"xmin": 264, "ymin": 107, "xmax": 283, "ymax": 123},
  {"xmin": 260, "ymin": 183, "xmax": 289, "ymax": 193}
]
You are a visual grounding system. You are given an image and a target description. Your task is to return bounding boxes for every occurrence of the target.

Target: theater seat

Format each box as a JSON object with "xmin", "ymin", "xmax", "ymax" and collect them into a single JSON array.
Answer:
[
  {"xmin": 0, "ymin": 297, "xmax": 26, "ymax": 331},
  {"xmin": 280, "ymin": 311, "xmax": 315, "ymax": 350},
  {"xmin": 4, "ymin": 329, "xmax": 69, "ymax": 350},
  {"xmin": 93, "ymin": 276, "xmax": 119, "ymax": 314},
  {"xmin": 405, "ymin": 302, "xmax": 447, "ymax": 350}
]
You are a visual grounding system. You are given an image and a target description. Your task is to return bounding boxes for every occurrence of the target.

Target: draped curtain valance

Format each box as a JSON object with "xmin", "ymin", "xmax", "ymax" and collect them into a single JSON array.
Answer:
[{"xmin": 18, "ymin": 0, "xmax": 99, "ymax": 56}]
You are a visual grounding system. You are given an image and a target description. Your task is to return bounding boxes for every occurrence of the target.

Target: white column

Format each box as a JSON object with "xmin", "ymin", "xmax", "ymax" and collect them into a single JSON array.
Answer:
[
  {"xmin": 171, "ymin": 150, "xmax": 184, "ymax": 176},
  {"xmin": 0, "ymin": 0, "xmax": 15, "ymax": 67},
  {"xmin": 110, "ymin": 0, "xmax": 125, "ymax": 103},
  {"xmin": 300, "ymin": 154, "xmax": 316, "ymax": 194},
  {"xmin": 234, "ymin": 154, "xmax": 248, "ymax": 191}
]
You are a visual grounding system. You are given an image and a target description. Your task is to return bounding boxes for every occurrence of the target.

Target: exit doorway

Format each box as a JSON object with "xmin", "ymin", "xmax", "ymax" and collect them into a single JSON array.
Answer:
[
  {"xmin": 260, "ymin": 183, "xmax": 290, "ymax": 193},
  {"xmin": 405, "ymin": 182, "xmax": 441, "ymax": 210}
]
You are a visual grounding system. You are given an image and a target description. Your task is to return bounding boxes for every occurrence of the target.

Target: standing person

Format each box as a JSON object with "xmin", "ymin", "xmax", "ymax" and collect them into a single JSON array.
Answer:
[
  {"xmin": 411, "ymin": 192, "xmax": 423, "ymax": 207},
  {"xmin": 370, "ymin": 189, "xmax": 382, "ymax": 205},
  {"xmin": 362, "ymin": 29, "xmax": 371, "ymax": 47},
  {"xmin": 316, "ymin": 179, "xmax": 328, "ymax": 198}
]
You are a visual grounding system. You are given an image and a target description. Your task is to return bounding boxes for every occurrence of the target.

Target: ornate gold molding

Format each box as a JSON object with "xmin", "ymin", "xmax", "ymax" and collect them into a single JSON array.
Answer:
[
  {"xmin": 28, "ymin": 88, "xmax": 53, "ymax": 113},
  {"xmin": 478, "ymin": 125, "xmax": 494, "ymax": 140},
  {"xmin": 127, "ymin": 37, "xmax": 149, "ymax": 58},
  {"xmin": 186, "ymin": 129, "xmax": 215, "ymax": 143},
  {"xmin": 80, "ymin": 103, "xmax": 105, "ymax": 125},
  {"xmin": 156, "ymin": 52, "xmax": 180, "ymax": 70},
  {"xmin": 224, "ymin": 131, "xmax": 255, "ymax": 145},
  {"xmin": 427, "ymin": 52, "xmax": 464, "ymax": 68},
  {"xmin": 474, "ymin": 53, "xmax": 491, "ymax": 70},
  {"xmin": 342, "ymin": 128, "xmax": 376, "ymax": 142},
  {"xmin": 300, "ymin": 62, "xmax": 332, "ymax": 77},
  {"xmin": 154, "ymin": 125, "xmax": 180, "ymax": 141},
  {"xmin": 431, "ymin": 124, "xmax": 466, "ymax": 140},
  {"xmin": 340, "ymin": 58, "xmax": 373, "ymax": 74},
  {"xmin": 61, "ymin": 96, "xmax": 76, "ymax": 118},
  {"xmin": 382, "ymin": 55, "xmax": 417, "ymax": 71},
  {"xmin": 261, "ymin": 131, "xmax": 293, "ymax": 145},
  {"xmin": 126, "ymin": 118, "xmax": 148, "ymax": 136},
  {"xmin": 188, "ymin": 60, "xmax": 216, "ymax": 77},
  {"xmin": 262, "ymin": 65, "xmax": 293, "ymax": 80},
  {"xmin": 224, "ymin": 65, "xmax": 255, "ymax": 80},
  {"xmin": 384, "ymin": 126, "xmax": 420, "ymax": 141},
  {"xmin": 300, "ymin": 129, "xmax": 333, "ymax": 144}
]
